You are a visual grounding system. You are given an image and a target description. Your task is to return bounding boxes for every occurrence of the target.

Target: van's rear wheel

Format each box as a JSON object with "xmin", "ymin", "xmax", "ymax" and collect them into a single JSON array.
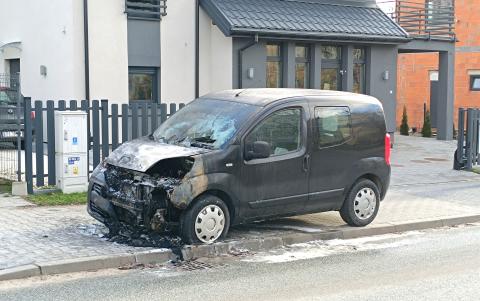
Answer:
[
  {"xmin": 180, "ymin": 194, "xmax": 230, "ymax": 244},
  {"xmin": 340, "ymin": 179, "xmax": 380, "ymax": 227}
]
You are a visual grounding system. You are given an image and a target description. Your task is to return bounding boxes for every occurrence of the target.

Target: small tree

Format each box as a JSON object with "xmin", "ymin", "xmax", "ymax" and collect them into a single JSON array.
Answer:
[
  {"xmin": 400, "ymin": 105, "xmax": 409, "ymax": 136},
  {"xmin": 422, "ymin": 110, "xmax": 432, "ymax": 137}
]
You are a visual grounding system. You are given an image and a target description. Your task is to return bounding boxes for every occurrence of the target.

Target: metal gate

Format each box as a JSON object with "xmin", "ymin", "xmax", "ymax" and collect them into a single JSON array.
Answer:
[
  {"xmin": 455, "ymin": 108, "xmax": 480, "ymax": 170},
  {"xmin": 0, "ymin": 73, "xmax": 22, "ymax": 182}
]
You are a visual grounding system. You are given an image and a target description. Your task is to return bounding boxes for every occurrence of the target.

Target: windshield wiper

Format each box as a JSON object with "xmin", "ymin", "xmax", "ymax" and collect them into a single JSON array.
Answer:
[{"xmin": 192, "ymin": 136, "xmax": 216, "ymax": 143}]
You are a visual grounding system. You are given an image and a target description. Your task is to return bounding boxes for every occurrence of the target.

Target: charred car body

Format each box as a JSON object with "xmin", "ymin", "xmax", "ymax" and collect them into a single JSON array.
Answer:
[{"xmin": 88, "ymin": 89, "xmax": 391, "ymax": 244}]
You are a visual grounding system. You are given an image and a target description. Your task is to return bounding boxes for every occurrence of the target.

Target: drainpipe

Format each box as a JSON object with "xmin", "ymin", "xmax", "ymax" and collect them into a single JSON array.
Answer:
[
  {"xmin": 83, "ymin": 0, "xmax": 90, "ymax": 100},
  {"xmin": 195, "ymin": 0, "xmax": 199, "ymax": 98},
  {"xmin": 238, "ymin": 34, "xmax": 258, "ymax": 88}
]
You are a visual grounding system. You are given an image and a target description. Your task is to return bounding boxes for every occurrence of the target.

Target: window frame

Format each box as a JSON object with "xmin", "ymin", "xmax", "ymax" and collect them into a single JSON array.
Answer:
[
  {"xmin": 314, "ymin": 106, "xmax": 353, "ymax": 149},
  {"xmin": 353, "ymin": 47, "xmax": 366, "ymax": 94},
  {"xmin": 242, "ymin": 105, "xmax": 307, "ymax": 164},
  {"xmin": 295, "ymin": 44, "xmax": 311, "ymax": 89},
  {"xmin": 470, "ymin": 75, "xmax": 480, "ymax": 91},
  {"xmin": 266, "ymin": 43, "xmax": 283, "ymax": 88},
  {"xmin": 128, "ymin": 67, "xmax": 159, "ymax": 103}
]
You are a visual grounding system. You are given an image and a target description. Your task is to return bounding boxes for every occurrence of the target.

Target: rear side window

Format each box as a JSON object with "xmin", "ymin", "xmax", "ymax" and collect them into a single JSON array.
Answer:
[{"xmin": 315, "ymin": 106, "xmax": 352, "ymax": 148}]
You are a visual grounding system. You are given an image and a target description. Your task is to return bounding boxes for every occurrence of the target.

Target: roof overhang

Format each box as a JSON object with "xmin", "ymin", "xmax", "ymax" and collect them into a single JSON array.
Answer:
[{"xmin": 200, "ymin": 0, "xmax": 411, "ymax": 44}]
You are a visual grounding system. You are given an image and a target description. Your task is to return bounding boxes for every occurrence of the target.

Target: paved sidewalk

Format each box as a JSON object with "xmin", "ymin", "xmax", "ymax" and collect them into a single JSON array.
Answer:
[{"xmin": 1, "ymin": 135, "xmax": 480, "ymax": 272}]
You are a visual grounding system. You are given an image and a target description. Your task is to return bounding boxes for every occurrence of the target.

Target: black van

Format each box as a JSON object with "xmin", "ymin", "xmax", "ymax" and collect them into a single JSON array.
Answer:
[{"xmin": 88, "ymin": 89, "xmax": 391, "ymax": 244}]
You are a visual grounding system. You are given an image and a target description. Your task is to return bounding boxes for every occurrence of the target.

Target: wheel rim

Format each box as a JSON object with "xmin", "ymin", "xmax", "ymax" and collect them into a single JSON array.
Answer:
[
  {"xmin": 353, "ymin": 187, "xmax": 377, "ymax": 220},
  {"xmin": 194, "ymin": 205, "xmax": 225, "ymax": 243}
]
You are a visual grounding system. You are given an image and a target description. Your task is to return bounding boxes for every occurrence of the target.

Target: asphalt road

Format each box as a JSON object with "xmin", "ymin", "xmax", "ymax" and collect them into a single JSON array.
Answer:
[{"xmin": 1, "ymin": 224, "xmax": 480, "ymax": 301}]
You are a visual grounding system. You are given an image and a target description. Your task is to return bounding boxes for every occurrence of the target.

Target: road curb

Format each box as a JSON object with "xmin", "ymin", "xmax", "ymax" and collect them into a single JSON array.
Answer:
[{"xmin": 1, "ymin": 214, "xmax": 480, "ymax": 281}]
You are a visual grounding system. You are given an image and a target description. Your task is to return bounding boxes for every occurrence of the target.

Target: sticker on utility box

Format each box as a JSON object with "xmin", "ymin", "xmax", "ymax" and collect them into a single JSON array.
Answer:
[{"xmin": 68, "ymin": 157, "xmax": 80, "ymax": 165}]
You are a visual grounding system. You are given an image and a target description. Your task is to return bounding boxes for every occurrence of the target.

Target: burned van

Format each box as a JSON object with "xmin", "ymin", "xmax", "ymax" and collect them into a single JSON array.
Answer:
[{"xmin": 88, "ymin": 89, "xmax": 391, "ymax": 244}]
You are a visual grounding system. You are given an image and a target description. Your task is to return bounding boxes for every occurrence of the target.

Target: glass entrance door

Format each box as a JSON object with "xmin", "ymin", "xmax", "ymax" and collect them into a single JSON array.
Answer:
[
  {"xmin": 321, "ymin": 68, "xmax": 341, "ymax": 91},
  {"xmin": 320, "ymin": 46, "xmax": 342, "ymax": 91}
]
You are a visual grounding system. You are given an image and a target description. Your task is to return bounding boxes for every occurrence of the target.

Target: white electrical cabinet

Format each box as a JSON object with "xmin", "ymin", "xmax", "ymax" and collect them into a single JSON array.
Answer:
[{"xmin": 54, "ymin": 111, "xmax": 88, "ymax": 193}]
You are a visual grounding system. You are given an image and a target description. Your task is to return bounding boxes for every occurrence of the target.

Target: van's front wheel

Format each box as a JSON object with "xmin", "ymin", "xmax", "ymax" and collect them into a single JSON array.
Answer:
[
  {"xmin": 340, "ymin": 179, "xmax": 380, "ymax": 227},
  {"xmin": 180, "ymin": 194, "xmax": 230, "ymax": 244}
]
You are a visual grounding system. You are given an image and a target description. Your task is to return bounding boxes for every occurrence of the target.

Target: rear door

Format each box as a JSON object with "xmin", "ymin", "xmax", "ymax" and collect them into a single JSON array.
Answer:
[
  {"xmin": 306, "ymin": 101, "xmax": 353, "ymax": 212},
  {"xmin": 239, "ymin": 101, "xmax": 310, "ymax": 218}
]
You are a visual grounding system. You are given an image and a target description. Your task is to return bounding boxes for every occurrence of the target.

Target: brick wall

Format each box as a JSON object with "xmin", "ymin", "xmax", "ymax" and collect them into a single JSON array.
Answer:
[{"xmin": 396, "ymin": 0, "xmax": 480, "ymax": 130}]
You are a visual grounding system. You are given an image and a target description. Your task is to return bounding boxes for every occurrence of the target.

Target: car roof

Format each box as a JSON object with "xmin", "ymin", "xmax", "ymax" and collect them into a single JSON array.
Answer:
[{"xmin": 201, "ymin": 89, "xmax": 381, "ymax": 107}]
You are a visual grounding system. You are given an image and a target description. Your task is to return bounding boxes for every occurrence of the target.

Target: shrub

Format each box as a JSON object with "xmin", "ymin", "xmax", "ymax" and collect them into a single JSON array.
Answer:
[
  {"xmin": 422, "ymin": 110, "xmax": 432, "ymax": 137},
  {"xmin": 400, "ymin": 106, "xmax": 409, "ymax": 136}
]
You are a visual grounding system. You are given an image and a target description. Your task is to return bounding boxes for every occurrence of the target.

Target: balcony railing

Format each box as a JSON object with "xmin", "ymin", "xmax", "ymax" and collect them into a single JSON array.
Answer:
[
  {"xmin": 125, "ymin": 0, "xmax": 167, "ymax": 20},
  {"xmin": 378, "ymin": 1, "xmax": 455, "ymax": 41}
]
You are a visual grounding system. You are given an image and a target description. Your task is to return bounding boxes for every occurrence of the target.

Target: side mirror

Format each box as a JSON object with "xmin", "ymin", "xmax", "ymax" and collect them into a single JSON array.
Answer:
[{"xmin": 245, "ymin": 141, "xmax": 270, "ymax": 160}]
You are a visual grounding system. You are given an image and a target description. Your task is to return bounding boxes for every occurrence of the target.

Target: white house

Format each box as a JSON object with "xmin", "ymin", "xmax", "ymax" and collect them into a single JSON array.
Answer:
[{"xmin": 0, "ymin": 0, "xmax": 456, "ymax": 139}]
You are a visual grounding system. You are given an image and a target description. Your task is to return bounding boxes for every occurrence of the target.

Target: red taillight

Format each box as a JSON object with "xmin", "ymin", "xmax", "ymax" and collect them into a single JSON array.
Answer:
[
  {"xmin": 31, "ymin": 111, "xmax": 35, "ymax": 119},
  {"xmin": 385, "ymin": 133, "xmax": 391, "ymax": 166}
]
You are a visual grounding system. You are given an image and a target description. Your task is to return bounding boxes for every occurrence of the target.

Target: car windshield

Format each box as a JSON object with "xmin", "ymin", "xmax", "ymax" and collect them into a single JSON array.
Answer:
[{"xmin": 152, "ymin": 98, "xmax": 259, "ymax": 149}]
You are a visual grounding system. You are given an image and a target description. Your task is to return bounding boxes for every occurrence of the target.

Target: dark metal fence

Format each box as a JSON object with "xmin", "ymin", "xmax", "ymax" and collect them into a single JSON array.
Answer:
[
  {"xmin": 0, "ymin": 73, "xmax": 22, "ymax": 182},
  {"xmin": 378, "ymin": 0, "xmax": 456, "ymax": 41},
  {"xmin": 455, "ymin": 108, "xmax": 480, "ymax": 171},
  {"xmin": 23, "ymin": 98, "xmax": 184, "ymax": 194}
]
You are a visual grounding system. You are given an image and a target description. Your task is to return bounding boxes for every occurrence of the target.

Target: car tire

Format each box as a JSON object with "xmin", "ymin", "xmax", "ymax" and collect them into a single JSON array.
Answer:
[
  {"xmin": 340, "ymin": 179, "xmax": 380, "ymax": 227},
  {"xmin": 180, "ymin": 194, "xmax": 230, "ymax": 245}
]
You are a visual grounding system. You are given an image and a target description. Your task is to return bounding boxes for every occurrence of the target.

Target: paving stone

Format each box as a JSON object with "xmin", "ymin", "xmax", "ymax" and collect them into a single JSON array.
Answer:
[{"xmin": 0, "ymin": 135, "xmax": 479, "ymax": 272}]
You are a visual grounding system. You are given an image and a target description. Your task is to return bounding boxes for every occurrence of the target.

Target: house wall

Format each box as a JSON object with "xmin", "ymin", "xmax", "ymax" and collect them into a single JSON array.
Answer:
[
  {"xmin": 396, "ymin": 0, "xmax": 480, "ymax": 130},
  {"xmin": 88, "ymin": 0, "xmax": 129, "ymax": 103},
  {"xmin": 0, "ymin": 0, "xmax": 85, "ymax": 101},
  {"xmin": 232, "ymin": 38, "xmax": 398, "ymax": 132}
]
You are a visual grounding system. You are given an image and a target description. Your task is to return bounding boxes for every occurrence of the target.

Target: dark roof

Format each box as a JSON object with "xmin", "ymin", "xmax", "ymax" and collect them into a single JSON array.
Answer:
[
  {"xmin": 200, "ymin": 0, "xmax": 410, "ymax": 43},
  {"xmin": 202, "ymin": 88, "xmax": 379, "ymax": 106}
]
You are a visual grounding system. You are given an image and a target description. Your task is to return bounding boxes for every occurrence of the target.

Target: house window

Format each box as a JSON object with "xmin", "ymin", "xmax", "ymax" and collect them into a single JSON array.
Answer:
[
  {"xmin": 321, "ymin": 46, "xmax": 342, "ymax": 91},
  {"xmin": 471, "ymin": 75, "xmax": 480, "ymax": 91},
  {"xmin": 314, "ymin": 106, "xmax": 352, "ymax": 148},
  {"xmin": 295, "ymin": 45, "xmax": 310, "ymax": 88},
  {"xmin": 353, "ymin": 48, "xmax": 366, "ymax": 94},
  {"xmin": 266, "ymin": 43, "xmax": 283, "ymax": 88},
  {"xmin": 129, "ymin": 67, "xmax": 158, "ymax": 102}
]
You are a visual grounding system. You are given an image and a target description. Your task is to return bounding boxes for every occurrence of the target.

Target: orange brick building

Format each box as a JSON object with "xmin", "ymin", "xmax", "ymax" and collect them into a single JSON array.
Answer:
[{"xmin": 396, "ymin": 0, "xmax": 480, "ymax": 131}]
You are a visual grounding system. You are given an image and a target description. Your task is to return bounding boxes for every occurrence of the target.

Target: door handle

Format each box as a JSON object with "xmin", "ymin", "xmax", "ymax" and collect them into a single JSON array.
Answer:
[{"xmin": 303, "ymin": 154, "xmax": 310, "ymax": 172}]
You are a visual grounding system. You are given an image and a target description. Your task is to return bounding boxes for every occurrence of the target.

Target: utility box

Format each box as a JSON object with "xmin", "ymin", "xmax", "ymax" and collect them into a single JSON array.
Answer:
[{"xmin": 55, "ymin": 111, "xmax": 88, "ymax": 193}]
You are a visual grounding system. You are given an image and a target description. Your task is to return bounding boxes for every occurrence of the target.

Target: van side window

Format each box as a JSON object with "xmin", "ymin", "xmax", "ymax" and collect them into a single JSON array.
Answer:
[
  {"xmin": 315, "ymin": 106, "xmax": 351, "ymax": 148},
  {"xmin": 245, "ymin": 108, "xmax": 302, "ymax": 156}
]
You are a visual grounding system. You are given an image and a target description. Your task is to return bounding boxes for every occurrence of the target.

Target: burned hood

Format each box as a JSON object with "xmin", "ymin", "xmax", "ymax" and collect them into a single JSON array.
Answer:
[{"xmin": 105, "ymin": 137, "xmax": 211, "ymax": 172}]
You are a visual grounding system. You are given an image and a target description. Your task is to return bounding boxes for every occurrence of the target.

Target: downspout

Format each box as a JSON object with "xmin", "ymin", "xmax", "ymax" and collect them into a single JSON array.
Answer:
[
  {"xmin": 195, "ymin": 0, "xmax": 199, "ymax": 98},
  {"xmin": 83, "ymin": 0, "xmax": 90, "ymax": 100},
  {"xmin": 238, "ymin": 34, "xmax": 258, "ymax": 88}
]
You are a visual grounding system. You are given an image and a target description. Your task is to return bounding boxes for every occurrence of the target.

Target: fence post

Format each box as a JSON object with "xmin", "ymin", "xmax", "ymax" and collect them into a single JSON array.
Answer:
[
  {"xmin": 160, "ymin": 103, "xmax": 167, "ymax": 123},
  {"xmin": 92, "ymin": 100, "xmax": 100, "ymax": 168},
  {"xmin": 23, "ymin": 97, "xmax": 33, "ymax": 194},
  {"xmin": 34, "ymin": 101, "xmax": 44, "ymax": 187},
  {"xmin": 81, "ymin": 100, "xmax": 90, "ymax": 174},
  {"xmin": 141, "ymin": 102, "xmax": 148, "ymax": 136},
  {"xmin": 46, "ymin": 101, "xmax": 56, "ymax": 186},
  {"xmin": 111, "ymin": 104, "xmax": 119, "ymax": 150},
  {"xmin": 151, "ymin": 103, "xmax": 158, "ymax": 131},
  {"xmin": 132, "ymin": 103, "xmax": 139, "ymax": 139},
  {"xmin": 101, "ymin": 99, "xmax": 109, "ymax": 159},
  {"xmin": 121, "ymin": 104, "xmax": 129, "ymax": 143},
  {"xmin": 69, "ymin": 100, "xmax": 78, "ymax": 111},
  {"xmin": 466, "ymin": 109, "xmax": 474, "ymax": 170},
  {"xmin": 58, "ymin": 100, "xmax": 66, "ymax": 111},
  {"xmin": 169, "ymin": 103, "xmax": 177, "ymax": 117},
  {"xmin": 457, "ymin": 108, "xmax": 465, "ymax": 163}
]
